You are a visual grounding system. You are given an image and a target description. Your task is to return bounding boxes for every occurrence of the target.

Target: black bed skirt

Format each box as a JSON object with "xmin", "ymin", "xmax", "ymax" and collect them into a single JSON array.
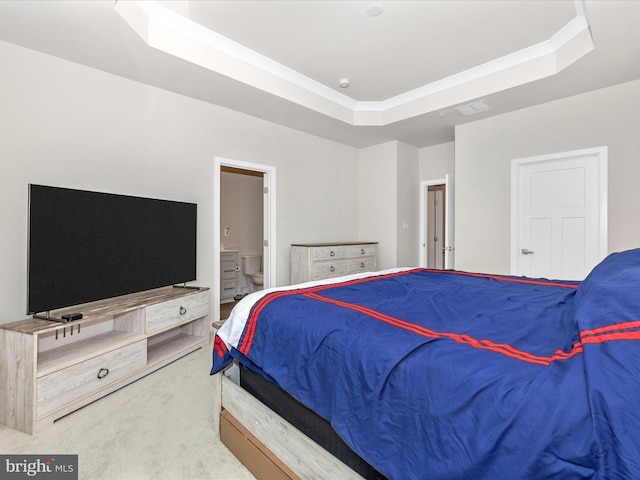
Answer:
[{"xmin": 239, "ymin": 364, "xmax": 387, "ymax": 480}]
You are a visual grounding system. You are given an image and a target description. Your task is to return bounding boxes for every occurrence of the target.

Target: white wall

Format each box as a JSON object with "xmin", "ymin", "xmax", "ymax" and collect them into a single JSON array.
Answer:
[
  {"xmin": 419, "ymin": 141, "xmax": 454, "ymax": 181},
  {"xmin": 396, "ymin": 142, "xmax": 419, "ymax": 267},
  {"xmin": 359, "ymin": 141, "xmax": 419, "ymax": 269},
  {"xmin": 220, "ymin": 171, "xmax": 263, "ymax": 295},
  {"xmin": 220, "ymin": 171, "xmax": 263, "ymax": 256},
  {"xmin": 455, "ymin": 79, "xmax": 640, "ymax": 274},
  {"xmin": 0, "ymin": 40, "xmax": 359, "ymax": 324},
  {"xmin": 358, "ymin": 142, "xmax": 398, "ymax": 269}
]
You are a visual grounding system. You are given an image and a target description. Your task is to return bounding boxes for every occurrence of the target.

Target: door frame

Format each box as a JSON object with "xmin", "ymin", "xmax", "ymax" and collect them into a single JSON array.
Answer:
[
  {"xmin": 419, "ymin": 174, "xmax": 455, "ymax": 269},
  {"xmin": 214, "ymin": 156, "xmax": 276, "ymax": 321},
  {"xmin": 510, "ymin": 146, "xmax": 607, "ymax": 277},
  {"xmin": 427, "ymin": 185, "xmax": 446, "ymax": 269}
]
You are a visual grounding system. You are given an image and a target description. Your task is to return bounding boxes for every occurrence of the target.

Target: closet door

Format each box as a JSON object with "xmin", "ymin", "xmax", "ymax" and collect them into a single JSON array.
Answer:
[{"xmin": 511, "ymin": 147, "xmax": 607, "ymax": 280}]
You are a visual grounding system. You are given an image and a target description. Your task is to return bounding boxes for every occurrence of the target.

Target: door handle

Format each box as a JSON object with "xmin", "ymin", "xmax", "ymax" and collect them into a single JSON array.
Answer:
[{"xmin": 521, "ymin": 249, "xmax": 534, "ymax": 255}]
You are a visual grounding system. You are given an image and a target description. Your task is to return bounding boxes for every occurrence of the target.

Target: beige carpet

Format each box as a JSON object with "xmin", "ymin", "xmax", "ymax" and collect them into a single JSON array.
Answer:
[{"xmin": 0, "ymin": 338, "xmax": 255, "ymax": 480}]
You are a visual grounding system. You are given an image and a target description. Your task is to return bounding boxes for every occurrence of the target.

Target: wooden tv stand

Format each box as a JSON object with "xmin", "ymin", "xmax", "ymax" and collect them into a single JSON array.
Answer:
[{"xmin": 0, "ymin": 286, "xmax": 210, "ymax": 435}]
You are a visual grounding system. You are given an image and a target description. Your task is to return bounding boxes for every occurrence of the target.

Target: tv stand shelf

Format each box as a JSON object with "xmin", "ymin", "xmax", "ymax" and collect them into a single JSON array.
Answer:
[
  {"xmin": 37, "ymin": 330, "xmax": 145, "ymax": 377},
  {"xmin": 0, "ymin": 286, "xmax": 210, "ymax": 435}
]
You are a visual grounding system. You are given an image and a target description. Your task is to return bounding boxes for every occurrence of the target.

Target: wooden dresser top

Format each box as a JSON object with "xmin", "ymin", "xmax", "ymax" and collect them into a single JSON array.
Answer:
[
  {"xmin": 291, "ymin": 241, "xmax": 378, "ymax": 247},
  {"xmin": 1, "ymin": 286, "xmax": 209, "ymax": 335}
]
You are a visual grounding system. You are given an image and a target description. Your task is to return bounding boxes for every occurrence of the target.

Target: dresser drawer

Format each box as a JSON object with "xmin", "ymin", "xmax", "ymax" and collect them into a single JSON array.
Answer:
[
  {"xmin": 221, "ymin": 267, "xmax": 237, "ymax": 281},
  {"xmin": 347, "ymin": 256, "xmax": 376, "ymax": 274},
  {"xmin": 37, "ymin": 340, "xmax": 146, "ymax": 417},
  {"xmin": 311, "ymin": 260, "xmax": 348, "ymax": 279},
  {"xmin": 347, "ymin": 244, "xmax": 377, "ymax": 258},
  {"xmin": 220, "ymin": 261, "xmax": 236, "ymax": 278},
  {"xmin": 146, "ymin": 289, "xmax": 209, "ymax": 334},
  {"xmin": 311, "ymin": 246, "xmax": 347, "ymax": 262},
  {"xmin": 222, "ymin": 278, "xmax": 237, "ymax": 297},
  {"xmin": 291, "ymin": 242, "xmax": 378, "ymax": 284}
]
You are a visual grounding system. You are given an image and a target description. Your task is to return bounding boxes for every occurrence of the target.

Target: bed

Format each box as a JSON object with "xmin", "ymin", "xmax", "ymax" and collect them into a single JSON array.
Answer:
[{"xmin": 211, "ymin": 248, "xmax": 640, "ymax": 479}]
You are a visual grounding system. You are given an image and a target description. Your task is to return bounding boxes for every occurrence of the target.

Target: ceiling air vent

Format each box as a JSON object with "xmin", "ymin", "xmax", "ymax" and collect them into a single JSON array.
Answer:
[{"xmin": 455, "ymin": 100, "xmax": 494, "ymax": 116}]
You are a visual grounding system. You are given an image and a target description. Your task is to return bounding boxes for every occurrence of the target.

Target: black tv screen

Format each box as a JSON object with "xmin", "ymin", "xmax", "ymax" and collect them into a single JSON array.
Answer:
[{"xmin": 27, "ymin": 184, "xmax": 197, "ymax": 315}]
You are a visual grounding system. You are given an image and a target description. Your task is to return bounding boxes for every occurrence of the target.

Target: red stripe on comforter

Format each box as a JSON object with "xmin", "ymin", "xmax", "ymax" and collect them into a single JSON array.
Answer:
[{"xmin": 239, "ymin": 268, "xmax": 580, "ymax": 361}]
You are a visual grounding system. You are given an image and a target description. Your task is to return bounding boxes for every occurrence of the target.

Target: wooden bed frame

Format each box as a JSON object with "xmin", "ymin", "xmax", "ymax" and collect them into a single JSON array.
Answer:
[{"xmin": 212, "ymin": 372, "xmax": 364, "ymax": 480}]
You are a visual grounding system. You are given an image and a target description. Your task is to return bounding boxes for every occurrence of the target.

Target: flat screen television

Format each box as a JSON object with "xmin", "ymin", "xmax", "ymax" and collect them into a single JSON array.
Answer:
[{"xmin": 27, "ymin": 184, "xmax": 197, "ymax": 316}]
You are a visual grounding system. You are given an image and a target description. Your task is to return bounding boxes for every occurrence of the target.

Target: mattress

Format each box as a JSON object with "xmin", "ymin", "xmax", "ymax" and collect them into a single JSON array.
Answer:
[{"xmin": 238, "ymin": 362, "xmax": 387, "ymax": 480}]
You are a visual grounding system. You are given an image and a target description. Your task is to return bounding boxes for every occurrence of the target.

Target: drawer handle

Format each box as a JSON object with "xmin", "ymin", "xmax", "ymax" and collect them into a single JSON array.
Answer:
[
  {"xmin": 361, "ymin": 262, "xmax": 365, "ymax": 268},
  {"xmin": 179, "ymin": 306, "xmax": 187, "ymax": 316},
  {"xmin": 361, "ymin": 248, "xmax": 365, "ymax": 255},
  {"xmin": 330, "ymin": 251, "xmax": 335, "ymax": 257},
  {"xmin": 97, "ymin": 368, "xmax": 109, "ymax": 379},
  {"xmin": 330, "ymin": 265, "xmax": 335, "ymax": 272}
]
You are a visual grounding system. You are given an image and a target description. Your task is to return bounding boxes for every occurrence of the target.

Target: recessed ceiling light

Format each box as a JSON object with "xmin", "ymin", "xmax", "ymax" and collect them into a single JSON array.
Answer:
[
  {"xmin": 366, "ymin": 3, "xmax": 383, "ymax": 17},
  {"xmin": 338, "ymin": 78, "xmax": 351, "ymax": 88}
]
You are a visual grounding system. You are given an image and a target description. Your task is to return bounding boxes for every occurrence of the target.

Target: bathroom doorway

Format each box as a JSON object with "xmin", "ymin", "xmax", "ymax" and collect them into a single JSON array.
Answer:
[
  {"xmin": 220, "ymin": 166, "xmax": 263, "ymax": 317},
  {"xmin": 214, "ymin": 157, "xmax": 276, "ymax": 322}
]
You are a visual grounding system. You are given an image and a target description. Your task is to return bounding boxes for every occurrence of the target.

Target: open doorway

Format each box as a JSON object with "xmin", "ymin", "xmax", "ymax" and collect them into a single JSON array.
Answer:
[
  {"xmin": 214, "ymin": 157, "xmax": 276, "ymax": 323},
  {"xmin": 219, "ymin": 167, "xmax": 263, "ymax": 319},
  {"xmin": 426, "ymin": 184, "xmax": 446, "ymax": 269},
  {"xmin": 419, "ymin": 175, "xmax": 455, "ymax": 269}
]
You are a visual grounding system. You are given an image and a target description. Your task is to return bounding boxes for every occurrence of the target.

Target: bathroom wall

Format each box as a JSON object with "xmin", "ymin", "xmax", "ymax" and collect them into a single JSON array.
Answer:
[{"xmin": 220, "ymin": 170, "xmax": 264, "ymax": 294}]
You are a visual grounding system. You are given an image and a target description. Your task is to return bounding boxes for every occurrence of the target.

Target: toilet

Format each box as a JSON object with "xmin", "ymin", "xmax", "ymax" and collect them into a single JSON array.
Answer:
[{"xmin": 241, "ymin": 253, "xmax": 263, "ymax": 291}]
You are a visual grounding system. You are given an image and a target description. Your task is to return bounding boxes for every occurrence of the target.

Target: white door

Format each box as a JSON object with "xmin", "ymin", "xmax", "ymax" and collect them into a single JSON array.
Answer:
[
  {"xmin": 262, "ymin": 173, "xmax": 273, "ymax": 286},
  {"xmin": 444, "ymin": 174, "xmax": 455, "ymax": 269},
  {"xmin": 511, "ymin": 147, "xmax": 607, "ymax": 280},
  {"xmin": 420, "ymin": 174, "xmax": 455, "ymax": 269}
]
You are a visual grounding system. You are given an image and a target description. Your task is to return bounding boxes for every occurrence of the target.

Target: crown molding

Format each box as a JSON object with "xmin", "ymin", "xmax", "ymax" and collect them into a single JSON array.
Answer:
[{"xmin": 115, "ymin": 0, "xmax": 593, "ymax": 126}]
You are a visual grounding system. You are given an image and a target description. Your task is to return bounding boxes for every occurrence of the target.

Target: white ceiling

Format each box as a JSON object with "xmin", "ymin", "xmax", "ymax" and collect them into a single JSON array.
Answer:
[
  {"xmin": 180, "ymin": 0, "xmax": 576, "ymax": 101},
  {"xmin": 0, "ymin": 0, "xmax": 639, "ymax": 148}
]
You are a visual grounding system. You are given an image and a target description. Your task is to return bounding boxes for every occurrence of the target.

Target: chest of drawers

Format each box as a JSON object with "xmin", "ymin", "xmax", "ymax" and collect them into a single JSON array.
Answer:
[{"xmin": 290, "ymin": 242, "xmax": 378, "ymax": 284}]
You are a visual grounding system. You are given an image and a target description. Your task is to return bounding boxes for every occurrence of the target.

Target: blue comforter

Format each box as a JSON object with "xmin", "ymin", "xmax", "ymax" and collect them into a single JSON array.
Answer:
[{"xmin": 212, "ymin": 249, "xmax": 640, "ymax": 479}]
